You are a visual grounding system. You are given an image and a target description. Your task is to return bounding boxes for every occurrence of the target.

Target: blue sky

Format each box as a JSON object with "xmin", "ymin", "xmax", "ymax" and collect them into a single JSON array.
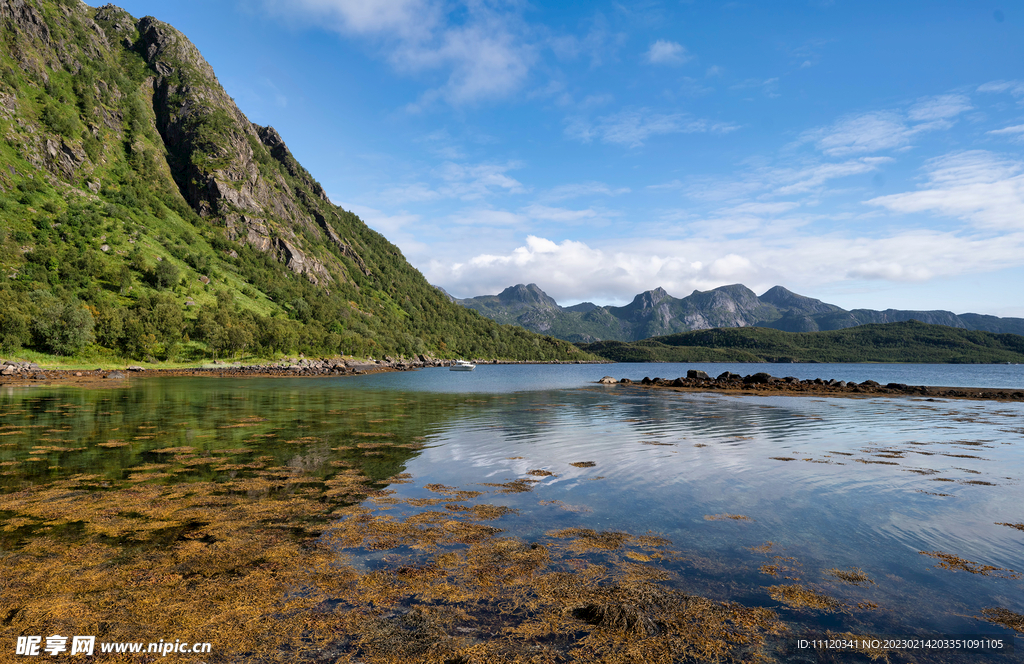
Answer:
[{"xmin": 112, "ymin": 1, "xmax": 1024, "ymax": 315}]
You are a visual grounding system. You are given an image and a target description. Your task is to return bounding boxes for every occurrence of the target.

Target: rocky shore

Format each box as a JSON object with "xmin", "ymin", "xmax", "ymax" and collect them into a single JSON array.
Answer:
[
  {"xmin": 0, "ymin": 356, "xmax": 600, "ymax": 387},
  {"xmin": 598, "ymin": 370, "xmax": 1024, "ymax": 402},
  {"xmin": 0, "ymin": 357, "xmax": 425, "ymax": 385}
]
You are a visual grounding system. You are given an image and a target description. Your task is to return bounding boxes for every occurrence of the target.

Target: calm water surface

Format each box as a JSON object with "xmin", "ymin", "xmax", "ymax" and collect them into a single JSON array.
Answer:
[
  {"xmin": 1, "ymin": 365, "xmax": 1022, "ymax": 661},
  {"xmin": 348, "ymin": 362, "xmax": 1024, "ymax": 391}
]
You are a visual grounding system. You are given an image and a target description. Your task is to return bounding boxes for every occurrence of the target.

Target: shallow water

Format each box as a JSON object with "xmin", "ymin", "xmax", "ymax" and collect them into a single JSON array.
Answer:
[
  {"xmin": 1, "ymin": 368, "xmax": 1022, "ymax": 662},
  {"xmin": 345, "ymin": 362, "xmax": 1024, "ymax": 391}
]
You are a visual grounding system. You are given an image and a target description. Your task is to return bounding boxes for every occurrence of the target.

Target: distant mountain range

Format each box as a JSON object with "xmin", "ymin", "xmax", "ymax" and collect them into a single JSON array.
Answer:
[{"xmin": 456, "ymin": 284, "xmax": 1024, "ymax": 342}]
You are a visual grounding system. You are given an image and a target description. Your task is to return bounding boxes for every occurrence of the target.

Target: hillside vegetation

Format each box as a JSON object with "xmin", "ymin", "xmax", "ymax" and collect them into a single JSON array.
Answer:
[
  {"xmin": 0, "ymin": 1, "xmax": 594, "ymax": 364},
  {"xmin": 577, "ymin": 321, "xmax": 1024, "ymax": 364}
]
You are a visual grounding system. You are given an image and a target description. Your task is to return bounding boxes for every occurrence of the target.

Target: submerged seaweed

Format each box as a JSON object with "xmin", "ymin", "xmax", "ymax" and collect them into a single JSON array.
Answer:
[{"xmin": 980, "ymin": 607, "xmax": 1024, "ymax": 634}]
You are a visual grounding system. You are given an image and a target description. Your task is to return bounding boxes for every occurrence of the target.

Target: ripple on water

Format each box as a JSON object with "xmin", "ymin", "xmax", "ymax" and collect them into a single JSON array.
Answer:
[{"xmin": 1, "ymin": 376, "xmax": 1022, "ymax": 660}]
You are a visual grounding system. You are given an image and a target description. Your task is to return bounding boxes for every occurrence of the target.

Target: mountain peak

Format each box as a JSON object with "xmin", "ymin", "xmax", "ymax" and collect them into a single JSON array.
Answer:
[
  {"xmin": 634, "ymin": 286, "xmax": 669, "ymax": 304},
  {"xmin": 618, "ymin": 287, "xmax": 674, "ymax": 317},
  {"xmin": 497, "ymin": 284, "xmax": 559, "ymax": 309},
  {"xmin": 456, "ymin": 281, "xmax": 1024, "ymax": 342},
  {"xmin": 761, "ymin": 285, "xmax": 795, "ymax": 299},
  {"xmin": 759, "ymin": 285, "xmax": 842, "ymax": 315}
]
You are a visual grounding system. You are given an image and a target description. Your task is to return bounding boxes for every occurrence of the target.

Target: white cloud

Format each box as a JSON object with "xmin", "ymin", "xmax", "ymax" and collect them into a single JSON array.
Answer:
[
  {"xmin": 263, "ymin": 0, "xmax": 534, "ymax": 106},
  {"xmin": 549, "ymin": 14, "xmax": 627, "ymax": 68},
  {"xmin": 771, "ymin": 157, "xmax": 891, "ymax": 195},
  {"xmin": 721, "ymin": 201, "xmax": 801, "ymax": 216},
  {"xmin": 431, "ymin": 235, "xmax": 700, "ymax": 302},
  {"xmin": 341, "ymin": 202, "xmax": 432, "ymax": 257},
  {"xmin": 543, "ymin": 181, "xmax": 630, "ymax": 201},
  {"xmin": 801, "ymin": 95, "xmax": 971, "ymax": 157},
  {"xmin": 343, "ymin": 202, "xmax": 419, "ymax": 234},
  {"xmin": 417, "ymin": 129, "xmax": 468, "ymax": 159},
  {"xmin": 579, "ymin": 93, "xmax": 615, "ymax": 109},
  {"xmin": 729, "ymin": 77, "xmax": 780, "ymax": 98},
  {"xmin": 566, "ymin": 109, "xmax": 739, "ymax": 147},
  {"xmin": 645, "ymin": 40, "xmax": 692, "ymax": 66},
  {"xmin": 404, "ymin": 21, "xmax": 534, "ymax": 107},
  {"xmin": 977, "ymin": 80, "xmax": 1024, "ymax": 98},
  {"xmin": 521, "ymin": 204, "xmax": 600, "ymax": 223},
  {"xmin": 447, "ymin": 208, "xmax": 525, "ymax": 227},
  {"xmin": 988, "ymin": 124, "xmax": 1024, "ymax": 143},
  {"xmin": 672, "ymin": 156, "xmax": 889, "ymax": 203},
  {"xmin": 428, "ymin": 227, "xmax": 1024, "ymax": 304},
  {"xmin": 804, "ymin": 111, "xmax": 918, "ymax": 156},
  {"xmin": 907, "ymin": 93, "xmax": 972, "ymax": 122},
  {"xmin": 271, "ymin": 0, "xmax": 435, "ymax": 37},
  {"xmin": 375, "ymin": 160, "xmax": 526, "ymax": 204},
  {"xmin": 380, "ymin": 182, "xmax": 442, "ymax": 203},
  {"xmin": 707, "ymin": 253, "xmax": 754, "ymax": 279},
  {"xmin": 989, "ymin": 124, "xmax": 1024, "ymax": 135},
  {"xmin": 433, "ymin": 161, "xmax": 527, "ymax": 200},
  {"xmin": 866, "ymin": 151, "xmax": 1024, "ymax": 230}
]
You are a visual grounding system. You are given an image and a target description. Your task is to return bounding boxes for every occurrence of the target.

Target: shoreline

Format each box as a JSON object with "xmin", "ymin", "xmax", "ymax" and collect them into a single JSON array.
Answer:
[
  {"xmin": 601, "ymin": 371, "xmax": 1024, "ymax": 402},
  {"xmin": 3, "ymin": 360, "xmax": 1022, "ymax": 401},
  {"xmin": 0, "ymin": 356, "xmax": 605, "ymax": 388}
]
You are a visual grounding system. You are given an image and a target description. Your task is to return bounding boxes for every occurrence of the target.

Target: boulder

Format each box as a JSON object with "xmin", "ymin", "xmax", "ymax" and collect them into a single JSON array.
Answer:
[
  {"xmin": 743, "ymin": 372, "xmax": 773, "ymax": 384},
  {"xmin": 687, "ymin": 369, "xmax": 711, "ymax": 380},
  {"xmin": 598, "ymin": 376, "xmax": 617, "ymax": 384},
  {"xmin": 716, "ymin": 371, "xmax": 740, "ymax": 381}
]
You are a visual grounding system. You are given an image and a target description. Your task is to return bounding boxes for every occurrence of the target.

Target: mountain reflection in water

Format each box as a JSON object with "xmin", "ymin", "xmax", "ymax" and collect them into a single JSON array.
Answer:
[{"xmin": 1, "ymin": 368, "xmax": 1021, "ymax": 662}]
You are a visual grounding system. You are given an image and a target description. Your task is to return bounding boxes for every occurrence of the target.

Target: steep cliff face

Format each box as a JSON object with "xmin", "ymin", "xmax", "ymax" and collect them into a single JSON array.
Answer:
[
  {"xmin": 2, "ymin": 0, "xmax": 341, "ymax": 284},
  {"xmin": 131, "ymin": 12, "xmax": 363, "ymax": 285},
  {"xmin": 0, "ymin": 1, "xmax": 592, "ymax": 362}
]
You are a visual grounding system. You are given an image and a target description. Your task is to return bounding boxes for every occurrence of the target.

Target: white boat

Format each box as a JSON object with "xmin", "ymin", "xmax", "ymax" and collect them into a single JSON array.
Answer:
[{"xmin": 450, "ymin": 360, "xmax": 476, "ymax": 371}]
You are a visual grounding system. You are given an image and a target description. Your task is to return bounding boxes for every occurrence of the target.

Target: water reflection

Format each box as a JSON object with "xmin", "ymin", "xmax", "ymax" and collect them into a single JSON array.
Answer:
[{"xmin": 1, "ymin": 377, "xmax": 1022, "ymax": 661}]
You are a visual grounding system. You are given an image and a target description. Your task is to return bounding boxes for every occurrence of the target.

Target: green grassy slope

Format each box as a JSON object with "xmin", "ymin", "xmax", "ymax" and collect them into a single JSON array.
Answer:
[
  {"xmin": 577, "ymin": 321, "xmax": 1024, "ymax": 364},
  {"xmin": 0, "ymin": 1, "xmax": 594, "ymax": 364}
]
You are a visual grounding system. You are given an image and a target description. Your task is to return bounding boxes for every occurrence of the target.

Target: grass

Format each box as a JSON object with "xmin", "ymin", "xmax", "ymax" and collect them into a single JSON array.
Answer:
[{"xmin": 0, "ymin": 349, "xmax": 374, "ymax": 370}]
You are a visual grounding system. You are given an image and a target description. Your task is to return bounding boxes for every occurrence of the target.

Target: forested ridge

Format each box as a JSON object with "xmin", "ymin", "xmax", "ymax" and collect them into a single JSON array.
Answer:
[{"xmin": 577, "ymin": 321, "xmax": 1024, "ymax": 364}]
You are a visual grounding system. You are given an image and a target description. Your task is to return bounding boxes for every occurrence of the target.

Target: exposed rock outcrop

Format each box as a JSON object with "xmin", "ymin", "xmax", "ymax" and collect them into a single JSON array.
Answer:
[
  {"xmin": 459, "ymin": 282, "xmax": 1024, "ymax": 342},
  {"xmin": 607, "ymin": 372, "xmax": 1024, "ymax": 402}
]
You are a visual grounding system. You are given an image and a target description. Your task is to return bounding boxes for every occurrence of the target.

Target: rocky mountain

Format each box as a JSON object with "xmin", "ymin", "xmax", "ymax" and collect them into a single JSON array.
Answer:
[
  {"xmin": 457, "ymin": 283, "xmax": 1024, "ymax": 342},
  {"xmin": 0, "ymin": 1, "xmax": 591, "ymax": 363}
]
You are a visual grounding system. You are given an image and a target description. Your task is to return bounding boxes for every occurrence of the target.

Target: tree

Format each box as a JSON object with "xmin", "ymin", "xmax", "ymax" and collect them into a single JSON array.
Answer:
[
  {"xmin": 154, "ymin": 260, "xmax": 181, "ymax": 289},
  {"xmin": 0, "ymin": 309, "xmax": 30, "ymax": 353},
  {"xmin": 33, "ymin": 300, "xmax": 95, "ymax": 355}
]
